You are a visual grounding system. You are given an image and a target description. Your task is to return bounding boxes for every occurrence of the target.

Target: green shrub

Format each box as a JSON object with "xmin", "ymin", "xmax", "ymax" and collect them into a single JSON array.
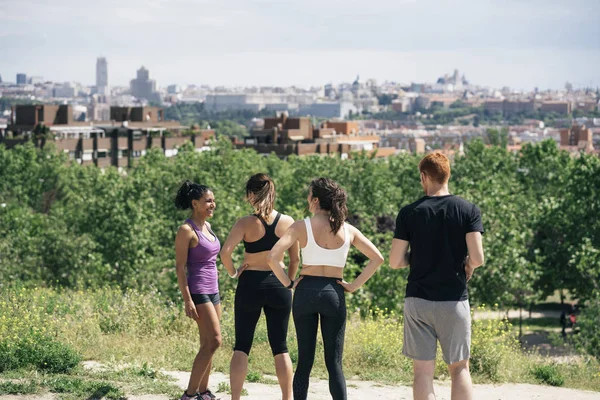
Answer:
[
  {"xmin": 469, "ymin": 311, "xmax": 521, "ymax": 382},
  {"xmin": 216, "ymin": 381, "xmax": 248, "ymax": 395},
  {"xmin": 0, "ymin": 381, "xmax": 39, "ymax": 395},
  {"xmin": 0, "ymin": 335, "xmax": 81, "ymax": 373},
  {"xmin": 246, "ymin": 371, "xmax": 262, "ymax": 382},
  {"xmin": 574, "ymin": 296, "xmax": 600, "ymax": 359},
  {"xmin": 532, "ymin": 363, "xmax": 565, "ymax": 386},
  {"xmin": 47, "ymin": 377, "xmax": 125, "ymax": 399}
]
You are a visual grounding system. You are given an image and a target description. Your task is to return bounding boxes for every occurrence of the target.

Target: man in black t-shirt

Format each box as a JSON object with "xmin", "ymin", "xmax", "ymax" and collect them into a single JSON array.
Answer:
[{"xmin": 390, "ymin": 152, "xmax": 484, "ymax": 400}]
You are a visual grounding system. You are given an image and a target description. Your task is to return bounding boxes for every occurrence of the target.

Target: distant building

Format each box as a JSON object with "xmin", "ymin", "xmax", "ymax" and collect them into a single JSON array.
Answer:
[
  {"xmin": 560, "ymin": 124, "xmax": 593, "ymax": 152},
  {"xmin": 320, "ymin": 121, "xmax": 360, "ymax": 135},
  {"xmin": 53, "ymin": 83, "xmax": 75, "ymax": 98},
  {"xmin": 88, "ymin": 103, "xmax": 111, "ymax": 121},
  {"xmin": 167, "ymin": 84, "xmax": 181, "ymax": 94},
  {"xmin": 298, "ymin": 101, "xmax": 356, "ymax": 119},
  {"xmin": 503, "ymin": 100, "xmax": 536, "ymax": 116},
  {"xmin": 130, "ymin": 66, "xmax": 159, "ymax": 102},
  {"xmin": 0, "ymin": 73, "xmax": 2, "ymax": 83},
  {"xmin": 248, "ymin": 112, "xmax": 313, "ymax": 145},
  {"xmin": 110, "ymin": 106, "xmax": 165, "ymax": 123},
  {"xmin": 28, "ymin": 76, "xmax": 44, "ymax": 85},
  {"xmin": 12, "ymin": 104, "xmax": 74, "ymax": 126},
  {"xmin": 96, "ymin": 57, "xmax": 108, "ymax": 95},
  {"xmin": 541, "ymin": 101, "xmax": 571, "ymax": 115},
  {"xmin": 483, "ymin": 99, "xmax": 537, "ymax": 116},
  {"xmin": 16, "ymin": 73, "xmax": 27, "ymax": 85},
  {"xmin": 574, "ymin": 101, "xmax": 598, "ymax": 112}
]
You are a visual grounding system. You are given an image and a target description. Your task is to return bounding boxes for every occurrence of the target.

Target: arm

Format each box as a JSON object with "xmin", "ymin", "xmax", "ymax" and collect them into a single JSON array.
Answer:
[
  {"xmin": 465, "ymin": 232, "xmax": 484, "ymax": 281},
  {"xmin": 175, "ymin": 225, "xmax": 199, "ymax": 321},
  {"xmin": 338, "ymin": 226, "xmax": 384, "ymax": 292},
  {"xmin": 267, "ymin": 221, "xmax": 302, "ymax": 287},
  {"xmin": 465, "ymin": 231, "xmax": 484, "ymax": 267},
  {"xmin": 287, "ymin": 239, "xmax": 300, "ymax": 280},
  {"xmin": 219, "ymin": 219, "xmax": 246, "ymax": 277},
  {"xmin": 389, "ymin": 238, "xmax": 410, "ymax": 269}
]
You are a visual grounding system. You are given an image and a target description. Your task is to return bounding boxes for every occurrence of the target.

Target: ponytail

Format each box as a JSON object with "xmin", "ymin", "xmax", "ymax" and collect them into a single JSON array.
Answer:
[
  {"xmin": 246, "ymin": 173, "xmax": 276, "ymax": 220},
  {"xmin": 175, "ymin": 180, "xmax": 210, "ymax": 210},
  {"xmin": 309, "ymin": 178, "xmax": 348, "ymax": 233}
]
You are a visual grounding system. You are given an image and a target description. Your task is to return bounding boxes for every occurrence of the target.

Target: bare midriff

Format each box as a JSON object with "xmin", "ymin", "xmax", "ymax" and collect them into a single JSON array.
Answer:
[
  {"xmin": 300, "ymin": 265, "xmax": 344, "ymax": 279},
  {"xmin": 242, "ymin": 251, "xmax": 273, "ymax": 271}
]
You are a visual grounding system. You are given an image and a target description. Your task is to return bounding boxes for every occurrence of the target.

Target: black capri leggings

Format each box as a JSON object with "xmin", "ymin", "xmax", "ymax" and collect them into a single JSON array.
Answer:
[
  {"xmin": 293, "ymin": 276, "xmax": 347, "ymax": 400},
  {"xmin": 234, "ymin": 270, "xmax": 292, "ymax": 356}
]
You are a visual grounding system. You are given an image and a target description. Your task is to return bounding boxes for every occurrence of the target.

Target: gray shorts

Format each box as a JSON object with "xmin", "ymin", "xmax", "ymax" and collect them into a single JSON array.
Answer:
[{"xmin": 403, "ymin": 297, "xmax": 471, "ymax": 365}]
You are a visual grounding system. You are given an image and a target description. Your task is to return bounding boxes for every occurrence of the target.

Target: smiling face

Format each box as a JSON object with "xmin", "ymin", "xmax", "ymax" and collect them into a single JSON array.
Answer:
[{"xmin": 191, "ymin": 190, "xmax": 216, "ymax": 218}]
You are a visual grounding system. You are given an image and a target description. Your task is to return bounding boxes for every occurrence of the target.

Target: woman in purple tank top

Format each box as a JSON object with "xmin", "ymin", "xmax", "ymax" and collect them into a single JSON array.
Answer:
[{"xmin": 174, "ymin": 181, "xmax": 222, "ymax": 400}]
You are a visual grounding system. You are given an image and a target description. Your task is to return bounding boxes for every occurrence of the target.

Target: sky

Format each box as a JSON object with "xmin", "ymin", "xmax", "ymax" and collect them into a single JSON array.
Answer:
[{"xmin": 0, "ymin": 0, "xmax": 599, "ymax": 90}]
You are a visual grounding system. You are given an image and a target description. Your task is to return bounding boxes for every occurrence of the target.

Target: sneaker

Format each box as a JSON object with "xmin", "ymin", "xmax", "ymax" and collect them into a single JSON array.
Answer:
[
  {"xmin": 180, "ymin": 391, "xmax": 199, "ymax": 400},
  {"xmin": 199, "ymin": 389, "xmax": 218, "ymax": 400}
]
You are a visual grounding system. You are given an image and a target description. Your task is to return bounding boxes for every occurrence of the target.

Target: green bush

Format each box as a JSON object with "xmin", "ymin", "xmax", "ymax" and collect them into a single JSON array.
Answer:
[
  {"xmin": 0, "ymin": 381, "xmax": 39, "ymax": 395},
  {"xmin": 469, "ymin": 311, "xmax": 521, "ymax": 382},
  {"xmin": 47, "ymin": 377, "xmax": 125, "ymax": 399},
  {"xmin": 574, "ymin": 295, "xmax": 600, "ymax": 359},
  {"xmin": 246, "ymin": 371, "xmax": 262, "ymax": 382},
  {"xmin": 532, "ymin": 363, "xmax": 565, "ymax": 386},
  {"xmin": 0, "ymin": 335, "xmax": 81, "ymax": 373}
]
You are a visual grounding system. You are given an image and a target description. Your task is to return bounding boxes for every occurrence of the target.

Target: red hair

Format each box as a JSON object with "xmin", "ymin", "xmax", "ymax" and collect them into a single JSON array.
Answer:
[{"xmin": 418, "ymin": 152, "xmax": 451, "ymax": 184}]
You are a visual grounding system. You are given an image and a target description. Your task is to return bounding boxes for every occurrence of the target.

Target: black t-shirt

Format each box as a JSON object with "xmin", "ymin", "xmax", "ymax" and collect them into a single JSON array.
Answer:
[{"xmin": 394, "ymin": 195, "xmax": 484, "ymax": 301}]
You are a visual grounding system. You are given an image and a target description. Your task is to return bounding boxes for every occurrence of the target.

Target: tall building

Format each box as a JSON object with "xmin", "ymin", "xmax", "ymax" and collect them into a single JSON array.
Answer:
[
  {"xmin": 96, "ymin": 57, "xmax": 108, "ymax": 95},
  {"xmin": 130, "ymin": 66, "xmax": 159, "ymax": 102},
  {"xmin": 16, "ymin": 73, "xmax": 27, "ymax": 85},
  {"xmin": 0, "ymin": 73, "xmax": 3, "ymax": 83}
]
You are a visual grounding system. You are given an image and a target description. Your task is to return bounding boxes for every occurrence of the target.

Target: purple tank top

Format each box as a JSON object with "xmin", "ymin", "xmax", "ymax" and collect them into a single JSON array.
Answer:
[{"xmin": 186, "ymin": 219, "xmax": 220, "ymax": 294}]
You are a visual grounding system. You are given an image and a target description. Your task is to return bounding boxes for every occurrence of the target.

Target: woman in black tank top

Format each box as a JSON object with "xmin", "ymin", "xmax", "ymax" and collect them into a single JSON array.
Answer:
[{"xmin": 220, "ymin": 173, "xmax": 300, "ymax": 400}]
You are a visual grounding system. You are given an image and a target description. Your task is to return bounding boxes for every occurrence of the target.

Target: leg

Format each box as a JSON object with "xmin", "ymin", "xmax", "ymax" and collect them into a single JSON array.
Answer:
[
  {"xmin": 187, "ymin": 302, "xmax": 222, "ymax": 395},
  {"xmin": 230, "ymin": 281, "xmax": 263, "ymax": 400},
  {"xmin": 402, "ymin": 298, "xmax": 438, "ymax": 400},
  {"xmin": 448, "ymin": 359, "xmax": 472, "ymax": 400},
  {"xmin": 199, "ymin": 302, "xmax": 222, "ymax": 393},
  {"xmin": 319, "ymin": 288, "xmax": 347, "ymax": 400},
  {"xmin": 264, "ymin": 287, "xmax": 293, "ymax": 400},
  {"xmin": 292, "ymin": 290, "xmax": 319, "ymax": 400},
  {"xmin": 413, "ymin": 360, "xmax": 436, "ymax": 400},
  {"xmin": 230, "ymin": 351, "xmax": 248, "ymax": 400},
  {"xmin": 435, "ymin": 300, "xmax": 472, "ymax": 400}
]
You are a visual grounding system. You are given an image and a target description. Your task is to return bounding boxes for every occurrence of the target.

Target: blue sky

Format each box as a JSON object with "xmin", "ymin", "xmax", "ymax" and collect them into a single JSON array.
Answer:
[{"xmin": 0, "ymin": 0, "xmax": 598, "ymax": 90}]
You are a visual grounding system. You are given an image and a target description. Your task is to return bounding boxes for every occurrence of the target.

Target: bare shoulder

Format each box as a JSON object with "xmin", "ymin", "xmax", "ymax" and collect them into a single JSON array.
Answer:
[
  {"xmin": 177, "ymin": 223, "xmax": 194, "ymax": 238},
  {"xmin": 345, "ymin": 222, "xmax": 362, "ymax": 241},
  {"xmin": 279, "ymin": 214, "xmax": 296, "ymax": 227},
  {"xmin": 236, "ymin": 215, "xmax": 256, "ymax": 227}
]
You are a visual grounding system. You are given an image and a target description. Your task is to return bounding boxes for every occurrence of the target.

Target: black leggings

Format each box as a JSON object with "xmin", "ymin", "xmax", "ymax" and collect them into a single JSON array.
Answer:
[
  {"xmin": 293, "ymin": 276, "xmax": 347, "ymax": 400},
  {"xmin": 234, "ymin": 270, "xmax": 292, "ymax": 356}
]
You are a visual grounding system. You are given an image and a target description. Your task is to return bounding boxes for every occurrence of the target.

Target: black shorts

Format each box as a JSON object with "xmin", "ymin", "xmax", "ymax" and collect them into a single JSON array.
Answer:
[
  {"xmin": 234, "ymin": 270, "xmax": 292, "ymax": 356},
  {"xmin": 190, "ymin": 293, "xmax": 221, "ymax": 306}
]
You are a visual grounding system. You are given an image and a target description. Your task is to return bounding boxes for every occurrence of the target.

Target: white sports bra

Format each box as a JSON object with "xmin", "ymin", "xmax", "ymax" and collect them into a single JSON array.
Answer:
[{"xmin": 301, "ymin": 218, "xmax": 351, "ymax": 268}]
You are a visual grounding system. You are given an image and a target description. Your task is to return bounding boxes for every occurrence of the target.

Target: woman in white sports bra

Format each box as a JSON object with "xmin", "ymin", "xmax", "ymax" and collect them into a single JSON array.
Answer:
[{"xmin": 267, "ymin": 177, "xmax": 384, "ymax": 400}]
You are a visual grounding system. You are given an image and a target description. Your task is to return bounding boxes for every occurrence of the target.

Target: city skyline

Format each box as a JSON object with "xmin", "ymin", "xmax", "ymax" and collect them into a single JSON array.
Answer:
[{"xmin": 1, "ymin": 0, "xmax": 599, "ymax": 90}]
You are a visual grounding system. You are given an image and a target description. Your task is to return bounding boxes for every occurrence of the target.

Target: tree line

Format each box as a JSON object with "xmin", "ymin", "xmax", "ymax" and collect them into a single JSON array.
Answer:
[{"xmin": 0, "ymin": 139, "xmax": 599, "ymax": 314}]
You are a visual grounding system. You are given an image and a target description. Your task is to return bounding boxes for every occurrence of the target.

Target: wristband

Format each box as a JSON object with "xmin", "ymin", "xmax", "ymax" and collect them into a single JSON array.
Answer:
[
  {"xmin": 229, "ymin": 270, "xmax": 238, "ymax": 279},
  {"xmin": 286, "ymin": 280, "xmax": 294, "ymax": 289}
]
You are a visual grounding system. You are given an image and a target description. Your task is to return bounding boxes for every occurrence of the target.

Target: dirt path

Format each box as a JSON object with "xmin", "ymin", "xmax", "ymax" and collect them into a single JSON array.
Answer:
[
  {"xmin": 2, "ymin": 369, "xmax": 598, "ymax": 400},
  {"xmin": 158, "ymin": 370, "xmax": 599, "ymax": 400}
]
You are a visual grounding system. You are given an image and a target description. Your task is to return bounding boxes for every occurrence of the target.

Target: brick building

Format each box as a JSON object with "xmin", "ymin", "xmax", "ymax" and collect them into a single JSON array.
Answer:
[
  {"xmin": 560, "ymin": 124, "xmax": 593, "ymax": 152},
  {"xmin": 541, "ymin": 101, "xmax": 571, "ymax": 115}
]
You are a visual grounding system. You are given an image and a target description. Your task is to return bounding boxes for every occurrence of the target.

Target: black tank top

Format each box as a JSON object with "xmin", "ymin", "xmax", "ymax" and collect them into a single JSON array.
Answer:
[{"xmin": 243, "ymin": 213, "xmax": 282, "ymax": 253}]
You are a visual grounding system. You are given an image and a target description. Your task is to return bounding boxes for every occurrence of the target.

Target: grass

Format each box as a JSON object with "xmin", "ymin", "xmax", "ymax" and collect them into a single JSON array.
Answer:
[
  {"xmin": 216, "ymin": 381, "xmax": 248, "ymax": 396},
  {"xmin": 507, "ymin": 317, "xmax": 561, "ymax": 331},
  {"xmin": 0, "ymin": 364, "xmax": 182, "ymax": 399},
  {"xmin": 1, "ymin": 286, "xmax": 600, "ymax": 397}
]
